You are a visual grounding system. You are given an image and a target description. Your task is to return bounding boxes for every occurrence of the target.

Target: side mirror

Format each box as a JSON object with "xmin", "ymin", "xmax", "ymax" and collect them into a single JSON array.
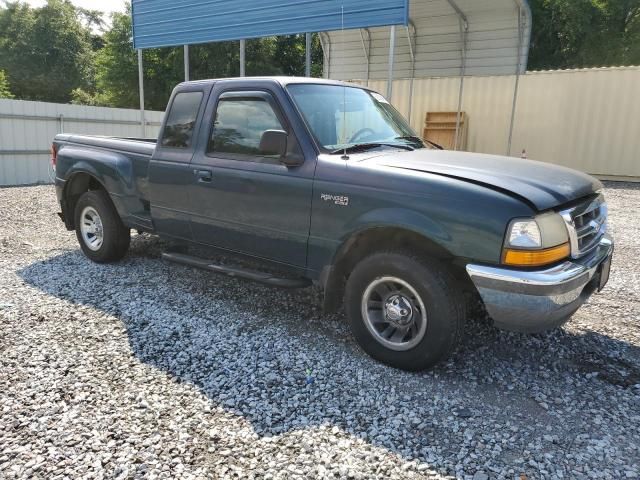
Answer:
[
  {"xmin": 259, "ymin": 129, "xmax": 288, "ymax": 157},
  {"xmin": 259, "ymin": 129, "xmax": 304, "ymax": 167}
]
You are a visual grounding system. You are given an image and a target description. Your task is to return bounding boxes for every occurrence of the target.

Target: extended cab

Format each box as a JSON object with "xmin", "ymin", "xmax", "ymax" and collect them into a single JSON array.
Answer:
[{"xmin": 53, "ymin": 77, "xmax": 613, "ymax": 370}]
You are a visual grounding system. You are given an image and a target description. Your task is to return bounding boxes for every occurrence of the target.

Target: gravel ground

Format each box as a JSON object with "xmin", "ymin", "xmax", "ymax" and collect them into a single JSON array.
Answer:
[{"xmin": 1, "ymin": 183, "xmax": 639, "ymax": 480}]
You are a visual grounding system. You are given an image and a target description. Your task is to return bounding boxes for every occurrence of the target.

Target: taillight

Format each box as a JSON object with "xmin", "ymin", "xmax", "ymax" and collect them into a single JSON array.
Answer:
[{"xmin": 51, "ymin": 144, "xmax": 57, "ymax": 169}]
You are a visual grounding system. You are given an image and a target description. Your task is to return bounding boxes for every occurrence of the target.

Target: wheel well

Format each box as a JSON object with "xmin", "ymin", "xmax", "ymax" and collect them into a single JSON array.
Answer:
[
  {"xmin": 322, "ymin": 227, "xmax": 469, "ymax": 313},
  {"xmin": 63, "ymin": 173, "xmax": 105, "ymax": 229}
]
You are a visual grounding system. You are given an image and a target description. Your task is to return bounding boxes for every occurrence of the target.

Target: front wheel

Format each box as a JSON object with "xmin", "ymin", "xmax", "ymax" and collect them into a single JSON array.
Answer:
[
  {"xmin": 345, "ymin": 252, "xmax": 465, "ymax": 371},
  {"xmin": 74, "ymin": 190, "xmax": 130, "ymax": 263}
]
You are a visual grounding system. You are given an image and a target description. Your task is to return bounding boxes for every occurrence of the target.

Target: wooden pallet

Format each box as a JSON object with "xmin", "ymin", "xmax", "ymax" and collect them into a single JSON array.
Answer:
[{"xmin": 423, "ymin": 111, "xmax": 468, "ymax": 150}]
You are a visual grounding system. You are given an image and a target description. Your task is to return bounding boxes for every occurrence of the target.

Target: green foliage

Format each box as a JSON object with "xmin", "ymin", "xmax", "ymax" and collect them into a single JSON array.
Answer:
[
  {"xmin": 0, "ymin": 70, "xmax": 13, "ymax": 98},
  {"xmin": 4, "ymin": 0, "xmax": 635, "ymax": 108},
  {"xmin": 70, "ymin": 87, "xmax": 105, "ymax": 106},
  {"xmin": 272, "ymin": 34, "xmax": 324, "ymax": 77},
  {"xmin": 96, "ymin": 9, "xmax": 168, "ymax": 108},
  {"xmin": 529, "ymin": 0, "xmax": 640, "ymax": 69},
  {"xmin": 0, "ymin": 0, "xmax": 95, "ymax": 103}
]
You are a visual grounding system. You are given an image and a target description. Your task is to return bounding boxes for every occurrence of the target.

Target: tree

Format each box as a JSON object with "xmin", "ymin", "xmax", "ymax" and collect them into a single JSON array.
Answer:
[
  {"xmin": 528, "ymin": 0, "xmax": 640, "ymax": 70},
  {"xmin": 93, "ymin": 8, "xmax": 183, "ymax": 110},
  {"xmin": 272, "ymin": 33, "xmax": 324, "ymax": 77},
  {"xmin": 1, "ymin": 0, "xmax": 637, "ymax": 106},
  {"xmin": 0, "ymin": 70, "xmax": 13, "ymax": 98},
  {"xmin": 70, "ymin": 87, "xmax": 100, "ymax": 106},
  {"xmin": 0, "ymin": 0, "xmax": 95, "ymax": 103},
  {"xmin": 0, "ymin": 1, "xmax": 322, "ymax": 108}
]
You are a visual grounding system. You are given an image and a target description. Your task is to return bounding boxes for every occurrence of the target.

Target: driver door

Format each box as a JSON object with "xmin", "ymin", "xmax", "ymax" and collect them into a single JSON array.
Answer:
[{"xmin": 188, "ymin": 87, "xmax": 314, "ymax": 267}]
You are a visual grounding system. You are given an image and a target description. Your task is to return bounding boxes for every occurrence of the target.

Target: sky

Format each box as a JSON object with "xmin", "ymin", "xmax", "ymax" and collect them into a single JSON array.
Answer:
[
  {"xmin": 22, "ymin": 0, "xmax": 127, "ymax": 15},
  {"xmin": 21, "ymin": 0, "xmax": 128, "ymax": 31}
]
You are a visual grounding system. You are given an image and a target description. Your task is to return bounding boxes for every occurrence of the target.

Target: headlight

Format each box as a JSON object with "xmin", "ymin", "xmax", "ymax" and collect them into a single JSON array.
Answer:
[
  {"xmin": 503, "ymin": 213, "xmax": 570, "ymax": 267},
  {"xmin": 508, "ymin": 220, "xmax": 541, "ymax": 248}
]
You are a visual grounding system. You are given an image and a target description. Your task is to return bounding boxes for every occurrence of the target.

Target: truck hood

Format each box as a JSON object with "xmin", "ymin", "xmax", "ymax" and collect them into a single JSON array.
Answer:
[{"xmin": 364, "ymin": 149, "xmax": 602, "ymax": 211}]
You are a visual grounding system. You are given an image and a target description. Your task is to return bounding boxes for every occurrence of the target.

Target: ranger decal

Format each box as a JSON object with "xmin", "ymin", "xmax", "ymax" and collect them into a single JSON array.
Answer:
[{"xmin": 321, "ymin": 193, "xmax": 349, "ymax": 206}]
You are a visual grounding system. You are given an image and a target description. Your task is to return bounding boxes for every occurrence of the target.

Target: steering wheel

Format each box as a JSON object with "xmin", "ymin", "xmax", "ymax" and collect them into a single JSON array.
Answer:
[{"xmin": 348, "ymin": 128, "xmax": 376, "ymax": 143}]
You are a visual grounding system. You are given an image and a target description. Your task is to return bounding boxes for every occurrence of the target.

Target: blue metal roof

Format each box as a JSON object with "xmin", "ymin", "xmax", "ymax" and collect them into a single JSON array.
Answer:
[{"xmin": 131, "ymin": 0, "xmax": 409, "ymax": 49}]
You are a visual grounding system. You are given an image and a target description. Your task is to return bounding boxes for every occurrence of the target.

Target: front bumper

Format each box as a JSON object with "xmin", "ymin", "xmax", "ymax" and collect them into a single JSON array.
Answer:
[{"xmin": 466, "ymin": 235, "xmax": 614, "ymax": 332}]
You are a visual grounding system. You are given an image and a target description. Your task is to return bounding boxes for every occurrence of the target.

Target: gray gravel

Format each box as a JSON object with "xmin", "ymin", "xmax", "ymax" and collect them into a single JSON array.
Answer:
[{"xmin": 1, "ymin": 182, "xmax": 639, "ymax": 479}]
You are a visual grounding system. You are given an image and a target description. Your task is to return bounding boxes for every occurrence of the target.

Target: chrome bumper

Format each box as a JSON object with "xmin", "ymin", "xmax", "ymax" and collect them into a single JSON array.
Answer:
[{"xmin": 466, "ymin": 235, "xmax": 614, "ymax": 332}]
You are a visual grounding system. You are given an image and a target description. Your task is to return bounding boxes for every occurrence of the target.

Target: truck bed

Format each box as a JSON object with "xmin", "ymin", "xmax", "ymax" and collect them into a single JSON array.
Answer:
[{"xmin": 53, "ymin": 134, "xmax": 158, "ymax": 232}]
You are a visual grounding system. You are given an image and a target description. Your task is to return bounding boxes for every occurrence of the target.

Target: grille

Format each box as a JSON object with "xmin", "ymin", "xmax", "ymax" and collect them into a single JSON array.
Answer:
[{"xmin": 560, "ymin": 194, "xmax": 607, "ymax": 258}]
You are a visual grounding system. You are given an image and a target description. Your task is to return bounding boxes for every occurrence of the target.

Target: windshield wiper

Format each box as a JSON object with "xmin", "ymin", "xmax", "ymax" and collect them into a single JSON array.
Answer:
[
  {"xmin": 394, "ymin": 135, "xmax": 442, "ymax": 150},
  {"xmin": 329, "ymin": 142, "xmax": 414, "ymax": 155}
]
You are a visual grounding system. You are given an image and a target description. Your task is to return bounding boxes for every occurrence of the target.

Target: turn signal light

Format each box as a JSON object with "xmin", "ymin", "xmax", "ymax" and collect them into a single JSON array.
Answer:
[
  {"xmin": 503, "ymin": 242, "xmax": 570, "ymax": 267},
  {"xmin": 50, "ymin": 144, "xmax": 58, "ymax": 168}
]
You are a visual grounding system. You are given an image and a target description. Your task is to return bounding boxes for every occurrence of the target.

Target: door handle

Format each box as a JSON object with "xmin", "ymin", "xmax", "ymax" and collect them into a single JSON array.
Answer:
[{"xmin": 194, "ymin": 169, "xmax": 213, "ymax": 183}]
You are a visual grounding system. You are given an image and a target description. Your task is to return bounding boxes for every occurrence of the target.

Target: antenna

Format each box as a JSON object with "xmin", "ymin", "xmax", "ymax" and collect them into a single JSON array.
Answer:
[{"xmin": 341, "ymin": 5, "xmax": 348, "ymax": 160}]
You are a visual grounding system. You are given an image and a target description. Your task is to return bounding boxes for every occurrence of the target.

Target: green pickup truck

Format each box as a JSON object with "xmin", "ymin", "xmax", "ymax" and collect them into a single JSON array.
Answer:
[{"xmin": 53, "ymin": 77, "xmax": 613, "ymax": 370}]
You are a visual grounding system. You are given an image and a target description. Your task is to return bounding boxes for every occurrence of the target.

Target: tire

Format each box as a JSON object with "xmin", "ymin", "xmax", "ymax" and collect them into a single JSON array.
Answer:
[
  {"xmin": 345, "ymin": 252, "xmax": 465, "ymax": 371},
  {"xmin": 74, "ymin": 190, "xmax": 130, "ymax": 263}
]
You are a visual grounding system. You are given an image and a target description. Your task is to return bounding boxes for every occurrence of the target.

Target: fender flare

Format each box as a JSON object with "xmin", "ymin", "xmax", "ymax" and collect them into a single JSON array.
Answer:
[
  {"xmin": 320, "ymin": 208, "xmax": 455, "ymax": 313},
  {"xmin": 339, "ymin": 207, "xmax": 453, "ymax": 249},
  {"xmin": 59, "ymin": 145, "xmax": 135, "ymax": 227}
]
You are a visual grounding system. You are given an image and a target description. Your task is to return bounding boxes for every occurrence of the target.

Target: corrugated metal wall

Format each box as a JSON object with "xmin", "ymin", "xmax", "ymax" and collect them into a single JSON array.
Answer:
[
  {"xmin": 326, "ymin": 0, "xmax": 530, "ymax": 80},
  {"xmin": 0, "ymin": 99, "xmax": 164, "ymax": 186},
  {"xmin": 355, "ymin": 66, "xmax": 640, "ymax": 179},
  {"xmin": 509, "ymin": 68, "xmax": 640, "ymax": 178}
]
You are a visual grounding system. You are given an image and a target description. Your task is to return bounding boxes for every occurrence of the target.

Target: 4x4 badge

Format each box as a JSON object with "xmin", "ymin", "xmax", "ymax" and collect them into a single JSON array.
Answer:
[{"xmin": 321, "ymin": 193, "xmax": 349, "ymax": 206}]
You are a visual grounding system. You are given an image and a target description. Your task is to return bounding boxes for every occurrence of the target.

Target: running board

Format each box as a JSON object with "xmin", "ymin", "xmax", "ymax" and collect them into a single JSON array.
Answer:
[{"xmin": 161, "ymin": 252, "xmax": 311, "ymax": 289}]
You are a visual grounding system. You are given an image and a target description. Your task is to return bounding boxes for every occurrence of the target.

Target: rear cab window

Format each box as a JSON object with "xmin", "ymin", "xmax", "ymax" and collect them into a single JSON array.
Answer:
[{"xmin": 160, "ymin": 91, "xmax": 204, "ymax": 148}]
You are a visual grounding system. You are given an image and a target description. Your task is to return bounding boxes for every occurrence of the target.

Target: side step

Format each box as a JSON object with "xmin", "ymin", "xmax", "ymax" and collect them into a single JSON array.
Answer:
[{"xmin": 162, "ymin": 252, "xmax": 312, "ymax": 289}]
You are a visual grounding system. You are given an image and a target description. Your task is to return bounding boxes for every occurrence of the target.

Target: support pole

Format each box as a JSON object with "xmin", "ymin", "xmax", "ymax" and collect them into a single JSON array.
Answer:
[
  {"xmin": 305, "ymin": 33, "xmax": 312, "ymax": 77},
  {"xmin": 507, "ymin": 7, "xmax": 524, "ymax": 156},
  {"xmin": 184, "ymin": 45, "xmax": 190, "ymax": 81},
  {"xmin": 359, "ymin": 29, "xmax": 371, "ymax": 86},
  {"xmin": 318, "ymin": 32, "xmax": 331, "ymax": 78},
  {"xmin": 454, "ymin": 20, "xmax": 468, "ymax": 151},
  {"xmin": 406, "ymin": 23, "xmax": 416, "ymax": 128},
  {"xmin": 239, "ymin": 39, "xmax": 246, "ymax": 77},
  {"xmin": 137, "ymin": 49, "xmax": 145, "ymax": 138},
  {"xmin": 387, "ymin": 25, "xmax": 396, "ymax": 99},
  {"xmin": 446, "ymin": 0, "xmax": 469, "ymax": 151}
]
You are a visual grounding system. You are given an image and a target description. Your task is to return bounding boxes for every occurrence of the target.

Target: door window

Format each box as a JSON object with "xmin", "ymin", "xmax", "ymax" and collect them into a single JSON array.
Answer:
[
  {"xmin": 208, "ymin": 95, "xmax": 285, "ymax": 157},
  {"xmin": 160, "ymin": 91, "xmax": 203, "ymax": 148}
]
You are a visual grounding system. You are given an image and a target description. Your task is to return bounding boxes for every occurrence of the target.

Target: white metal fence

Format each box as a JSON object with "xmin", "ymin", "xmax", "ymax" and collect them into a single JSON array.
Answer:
[
  {"xmin": 356, "ymin": 66, "xmax": 640, "ymax": 180},
  {"xmin": 0, "ymin": 99, "xmax": 164, "ymax": 186}
]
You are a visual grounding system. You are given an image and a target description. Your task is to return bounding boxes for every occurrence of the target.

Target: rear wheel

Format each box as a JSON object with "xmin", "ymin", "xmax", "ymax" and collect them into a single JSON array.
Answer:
[
  {"xmin": 345, "ymin": 252, "xmax": 465, "ymax": 371},
  {"xmin": 74, "ymin": 190, "xmax": 130, "ymax": 263}
]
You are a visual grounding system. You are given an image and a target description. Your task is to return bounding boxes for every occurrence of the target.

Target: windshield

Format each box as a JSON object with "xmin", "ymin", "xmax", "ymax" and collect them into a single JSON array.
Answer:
[{"xmin": 287, "ymin": 84, "xmax": 425, "ymax": 152}]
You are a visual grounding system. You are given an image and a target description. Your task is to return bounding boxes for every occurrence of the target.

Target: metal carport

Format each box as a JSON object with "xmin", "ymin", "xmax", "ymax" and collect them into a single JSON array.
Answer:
[
  {"xmin": 131, "ymin": 0, "xmax": 531, "ymax": 151},
  {"xmin": 131, "ymin": 0, "xmax": 411, "ymax": 136}
]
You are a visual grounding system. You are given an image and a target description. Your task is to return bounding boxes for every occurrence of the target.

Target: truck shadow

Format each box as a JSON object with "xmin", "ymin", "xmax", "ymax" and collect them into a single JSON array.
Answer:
[{"xmin": 17, "ymin": 235, "xmax": 640, "ymax": 468}]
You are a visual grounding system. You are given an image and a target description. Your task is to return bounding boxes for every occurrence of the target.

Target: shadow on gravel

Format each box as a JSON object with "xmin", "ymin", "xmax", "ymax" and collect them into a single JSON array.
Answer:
[
  {"xmin": 601, "ymin": 180, "xmax": 640, "ymax": 191},
  {"xmin": 18, "ymin": 235, "xmax": 640, "ymax": 469}
]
